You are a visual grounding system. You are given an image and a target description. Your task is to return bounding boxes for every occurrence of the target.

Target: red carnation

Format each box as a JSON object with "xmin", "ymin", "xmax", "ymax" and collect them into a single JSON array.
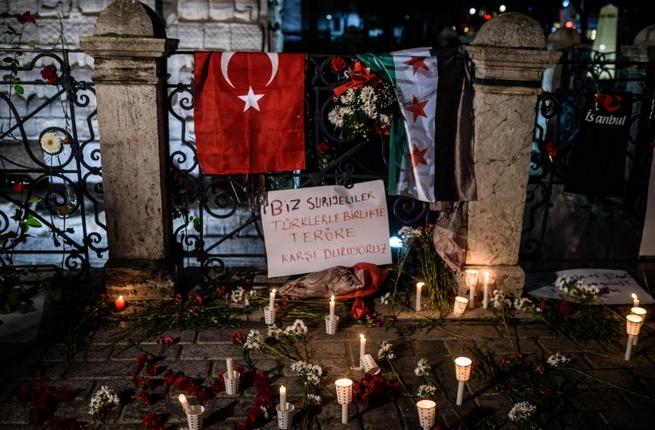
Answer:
[
  {"xmin": 12, "ymin": 182, "xmax": 25, "ymax": 193},
  {"xmin": 330, "ymin": 56, "xmax": 348, "ymax": 73},
  {"xmin": 544, "ymin": 141, "xmax": 558, "ymax": 158},
  {"xmin": 155, "ymin": 335, "xmax": 175, "ymax": 346},
  {"xmin": 232, "ymin": 331, "xmax": 247, "ymax": 345},
  {"xmin": 558, "ymin": 299, "xmax": 572, "ymax": 316},
  {"xmin": 317, "ymin": 141, "xmax": 330, "ymax": 155},
  {"xmin": 142, "ymin": 411, "xmax": 165, "ymax": 430},
  {"xmin": 17, "ymin": 11, "xmax": 37, "ymax": 25},
  {"xmin": 40, "ymin": 66, "xmax": 58, "ymax": 84}
]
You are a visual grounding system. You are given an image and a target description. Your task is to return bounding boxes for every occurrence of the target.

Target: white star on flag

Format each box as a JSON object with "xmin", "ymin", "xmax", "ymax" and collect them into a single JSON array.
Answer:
[{"xmin": 238, "ymin": 86, "xmax": 264, "ymax": 112}]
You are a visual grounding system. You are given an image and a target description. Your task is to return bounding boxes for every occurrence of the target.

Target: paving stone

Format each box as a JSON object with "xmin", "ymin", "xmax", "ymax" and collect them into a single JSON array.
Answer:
[
  {"xmin": 197, "ymin": 328, "xmax": 251, "ymax": 344},
  {"xmin": 585, "ymin": 350, "xmax": 654, "ymax": 369},
  {"xmin": 179, "ymin": 344, "xmax": 243, "ymax": 361},
  {"xmin": 537, "ymin": 335, "xmax": 588, "ymax": 352},
  {"xmin": 64, "ymin": 360, "xmax": 134, "ymax": 380},
  {"xmin": 316, "ymin": 402, "xmax": 360, "ymax": 429},
  {"xmin": 309, "ymin": 341, "xmax": 348, "ymax": 358},
  {"xmin": 0, "ymin": 401, "xmax": 31, "ymax": 424},
  {"xmin": 121, "ymin": 397, "xmax": 186, "ymax": 424},
  {"xmin": 159, "ymin": 360, "xmax": 212, "ymax": 379},
  {"xmin": 141, "ymin": 329, "xmax": 197, "ymax": 345},
  {"xmin": 91, "ymin": 327, "xmax": 131, "ymax": 345},
  {"xmin": 600, "ymin": 408, "xmax": 655, "ymax": 429},
  {"xmin": 360, "ymin": 399, "xmax": 403, "ymax": 429},
  {"xmin": 413, "ymin": 340, "xmax": 449, "ymax": 357},
  {"xmin": 111, "ymin": 344, "xmax": 180, "ymax": 361},
  {"xmin": 574, "ymin": 389, "xmax": 630, "ymax": 411}
]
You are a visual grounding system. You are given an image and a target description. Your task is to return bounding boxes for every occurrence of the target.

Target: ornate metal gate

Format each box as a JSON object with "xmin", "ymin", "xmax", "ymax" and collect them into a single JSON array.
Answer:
[{"xmin": 0, "ymin": 48, "xmax": 107, "ymax": 272}]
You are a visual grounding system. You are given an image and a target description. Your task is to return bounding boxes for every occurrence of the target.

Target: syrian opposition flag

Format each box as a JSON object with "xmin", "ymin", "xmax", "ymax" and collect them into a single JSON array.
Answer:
[
  {"xmin": 358, "ymin": 48, "xmax": 438, "ymax": 202},
  {"xmin": 194, "ymin": 52, "xmax": 306, "ymax": 174}
]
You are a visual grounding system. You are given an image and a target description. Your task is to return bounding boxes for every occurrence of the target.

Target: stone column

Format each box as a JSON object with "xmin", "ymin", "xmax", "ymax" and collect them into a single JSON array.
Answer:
[
  {"xmin": 462, "ymin": 13, "xmax": 561, "ymax": 294},
  {"xmin": 80, "ymin": 0, "xmax": 178, "ymax": 301}
]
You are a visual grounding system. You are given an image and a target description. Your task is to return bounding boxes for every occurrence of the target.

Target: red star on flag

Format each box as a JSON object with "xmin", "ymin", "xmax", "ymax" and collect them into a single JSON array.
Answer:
[
  {"xmin": 411, "ymin": 144, "xmax": 428, "ymax": 167},
  {"xmin": 404, "ymin": 56, "xmax": 429, "ymax": 75},
  {"xmin": 405, "ymin": 96, "xmax": 428, "ymax": 122}
]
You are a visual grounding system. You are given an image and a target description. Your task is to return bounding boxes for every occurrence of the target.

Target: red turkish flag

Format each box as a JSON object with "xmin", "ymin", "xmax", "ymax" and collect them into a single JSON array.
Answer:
[{"xmin": 194, "ymin": 52, "xmax": 306, "ymax": 174}]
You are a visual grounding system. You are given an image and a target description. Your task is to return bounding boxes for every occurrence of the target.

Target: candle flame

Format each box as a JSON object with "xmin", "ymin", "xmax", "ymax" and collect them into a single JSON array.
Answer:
[
  {"xmin": 483, "ymin": 271, "xmax": 491, "ymax": 282},
  {"xmin": 360, "ymin": 334, "xmax": 365, "ymax": 340},
  {"xmin": 416, "ymin": 281, "xmax": 425, "ymax": 288},
  {"xmin": 118, "ymin": 295, "xmax": 124, "ymax": 300},
  {"xmin": 331, "ymin": 294, "xmax": 335, "ymax": 301},
  {"xmin": 632, "ymin": 293, "xmax": 638, "ymax": 300},
  {"xmin": 272, "ymin": 289, "xmax": 276, "ymax": 294}
]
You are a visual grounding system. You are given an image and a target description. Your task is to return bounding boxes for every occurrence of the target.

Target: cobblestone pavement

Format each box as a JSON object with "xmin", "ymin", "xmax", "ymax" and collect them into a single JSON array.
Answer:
[{"xmin": 1, "ymin": 311, "xmax": 655, "ymax": 430}]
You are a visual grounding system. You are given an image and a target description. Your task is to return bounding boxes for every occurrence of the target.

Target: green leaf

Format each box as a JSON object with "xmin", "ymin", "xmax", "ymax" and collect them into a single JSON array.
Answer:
[
  {"xmin": 26, "ymin": 40, "xmax": 37, "ymax": 49},
  {"xmin": 14, "ymin": 85, "xmax": 24, "ymax": 95},
  {"xmin": 2, "ymin": 57, "xmax": 12, "ymax": 63},
  {"xmin": 27, "ymin": 196, "xmax": 41, "ymax": 206},
  {"xmin": 25, "ymin": 214, "xmax": 42, "ymax": 228},
  {"xmin": 193, "ymin": 217, "xmax": 202, "ymax": 233}
]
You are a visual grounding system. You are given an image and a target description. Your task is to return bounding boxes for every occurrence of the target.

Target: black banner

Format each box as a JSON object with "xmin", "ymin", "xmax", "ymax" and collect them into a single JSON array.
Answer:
[{"xmin": 565, "ymin": 93, "xmax": 632, "ymax": 197}]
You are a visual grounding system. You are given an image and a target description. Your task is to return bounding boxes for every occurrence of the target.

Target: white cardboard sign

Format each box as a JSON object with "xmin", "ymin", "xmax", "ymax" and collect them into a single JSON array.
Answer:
[
  {"xmin": 260, "ymin": 180, "xmax": 392, "ymax": 277},
  {"xmin": 527, "ymin": 268, "xmax": 654, "ymax": 305}
]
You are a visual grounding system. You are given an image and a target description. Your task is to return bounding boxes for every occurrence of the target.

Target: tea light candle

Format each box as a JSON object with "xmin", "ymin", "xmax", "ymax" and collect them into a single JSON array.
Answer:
[
  {"xmin": 329, "ymin": 294, "xmax": 335, "ymax": 319},
  {"xmin": 269, "ymin": 289, "xmax": 276, "ymax": 310},
  {"xmin": 453, "ymin": 296, "xmax": 469, "ymax": 317},
  {"xmin": 334, "ymin": 378, "xmax": 353, "ymax": 424},
  {"xmin": 416, "ymin": 282, "xmax": 424, "ymax": 312},
  {"xmin": 625, "ymin": 314, "xmax": 643, "ymax": 361},
  {"xmin": 454, "ymin": 356, "xmax": 472, "ymax": 406},
  {"xmin": 279, "ymin": 385, "xmax": 287, "ymax": 412},
  {"xmin": 630, "ymin": 306, "xmax": 647, "ymax": 346},
  {"xmin": 114, "ymin": 295, "xmax": 125, "ymax": 311},
  {"xmin": 178, "ymin": 393, "xmax": 190, "ymax": 412},
  {"xmin": 482, "ymin": 271, "xmax": 491, "ymax": 309},
  {"xmin": 416, "ymin": 399, "xmax": 437, "ymax": 430},
  {"xmin": 632, "ymin": 293, "xmax": 640, "ymax": 307},
  {"xmin": 464, "ymin": 269, "xmax": 478, "ymax": 309},
  {"xmin": 226, "ymin": 357, "xmax": 234, "ymax": 379},
  {"xmin": 359, "ymin": 334, "xmax": 366, "ymax": 367}
]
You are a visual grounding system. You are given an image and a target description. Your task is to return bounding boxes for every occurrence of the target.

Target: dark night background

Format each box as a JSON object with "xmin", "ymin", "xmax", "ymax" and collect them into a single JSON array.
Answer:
[{"xmin": 280, "ymin": 0, "xmax": 655, "ymax": 52}]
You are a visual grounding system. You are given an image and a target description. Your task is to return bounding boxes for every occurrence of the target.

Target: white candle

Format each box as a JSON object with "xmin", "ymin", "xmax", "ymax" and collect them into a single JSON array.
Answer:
[
  {"xmin": 279, "ymin": 385, "xmax": 287, "ymax": 411},
  {"xmin": 625, "ymin": 335, "xmax": 634, "ymax": 361},
  {"xmin": 178, "ymin": 393, "xmax": 190, "ymax": 412},
  {"xmin": 359, "ymin": 334, "xmax": 366, "ymax": 367},
  {"xmin": 456, "ymin": 381, "xmax": 465, "ymax": 406},
  {"xmin": 482, "ymin": 271, "xmax": 490, "ymax": 309},
  {"xmin": 632, "ymin": 293, "xmax": 639, "ymax": 307},
  {"xmin": 226, "ymin": 357, "xmax": 234, "ymax": 379},
  {"xmin": 469, "ymin": 285, "xmax": 476, "ymax": 309},
  {"xmin": 416, "ymin": 282, "xmax": 424, "ymax": 312},
  {"xmin": 464, "ymin": 269, "xmax": 478, "ymax": 309},
  {"xmin": 330, "ymin": 294, "xmax": 335, "ymax": 318},
  {"xmin": 269, "ymin": 288, "xmax": 276, "ymax": 310}
]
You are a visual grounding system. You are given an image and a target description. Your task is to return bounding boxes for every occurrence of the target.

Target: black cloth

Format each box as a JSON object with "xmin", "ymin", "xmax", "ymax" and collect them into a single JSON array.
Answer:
[
  {"xmin": 565, "ymin": 93, "xmax": 632, "ymax": 197},
  {"xmin": 434, "ymin": 52, "xmax": 476, "ymax": 202}
]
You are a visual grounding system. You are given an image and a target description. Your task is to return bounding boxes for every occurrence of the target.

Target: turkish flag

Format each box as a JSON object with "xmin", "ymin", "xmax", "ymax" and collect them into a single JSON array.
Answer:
[{"xmin": 194, "ymin": 52, "xmax": 306, "ymax": 174}]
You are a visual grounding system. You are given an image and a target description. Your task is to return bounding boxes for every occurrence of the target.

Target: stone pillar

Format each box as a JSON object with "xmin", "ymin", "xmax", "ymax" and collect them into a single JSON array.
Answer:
[
  {"xmin": 462, "ymin": 13, "xmax": 561, "ymax": 294},
  {"xmin": 80, "ymin": 0, "xmax": 178, "ymax": 301}
]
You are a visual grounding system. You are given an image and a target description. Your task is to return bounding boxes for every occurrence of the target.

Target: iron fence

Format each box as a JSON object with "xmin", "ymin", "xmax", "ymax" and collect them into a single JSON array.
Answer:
[
  {"xmin": 0, "ymin": 48, "xmax": 106, "ymax": 273},
  {"xmin": 521, "ymin": 48, "xmax": 654, "ymax": 260}
]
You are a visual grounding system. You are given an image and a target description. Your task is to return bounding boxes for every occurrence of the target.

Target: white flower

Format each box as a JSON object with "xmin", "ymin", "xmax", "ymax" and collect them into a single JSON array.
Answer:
[
  {"xmin": 417, "ymin": 384, "xmax": 437, "ymax": 399},
  {"xmin": 379, "ymin": 292, "xmax": 391, "ymax": 305},
  {"xmin": 344, "ymin": 88, "xmax": 356, "ymax": 104},
  {"xmin": 40, "ymin": 131, "xmax": 62, "ymax": 155},
  {"xmin": 89, "ymin": 385, "xmax": 119, "ymax": 417},
  {"xmin": 379, "ymin": 114, "xmax": 390, "ymax": 125},
  {"xmin": 514, "ymin": 297, "xmax": 540, "ymax": 313},
  {"xmin": 244, "ymin": 329, "xmax": 263, "ymax": 350},
  {"xmin": 414, "ymin": 358, "xmax": 430, "ymax": 377},
  {"xmin": 546, "ymin": 352, "xmax": 570, "ymax": 368},
  {"xmin": 508, "ymin": 401, "xmax": 537, "ymax": 423},
  {"xmin": 490, "ymin": 290, "xmax": 512, "ymax": 309},
  {"xmin": 260, "ymin": 405, "xmax": 269, "ymax": 419},
  {"xmin": 306, "ymin": 394, "xmax": 322, "ymax": 405},
  {"xmin": 284, "ymin": 319, "xmax": 308, "ymax": 337},
  {"xmin": 328, "ymin": 107, "xmax": 344, "ymax": 128},
  {"xmin": 290, "ymin": 361, "xmax": 323, "ymax": 387},
  {"xmin": 267, "ymin": 324, "xmax": 283, "ymax": 339},
  {"xmin": 229, "ymin": 287, "xmax": 245, "ymax": 304},
  {"xmin": 377, "ymin": 340, "xmax": 395, "ymax": 360},
  {"xmin": 398, "ymin": 226, "xmax": 421, "ymax": 242},
  {"xmin": 555, "ymin": 276, "xmax": 600, "ymax": 300}
]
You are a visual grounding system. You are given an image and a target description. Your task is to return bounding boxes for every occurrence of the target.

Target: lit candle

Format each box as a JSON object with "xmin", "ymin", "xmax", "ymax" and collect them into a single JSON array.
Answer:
[
  {"xmin": 464, "ymin": 269, "xmax": 478, "ymax": 309},
  {"xmin": 330, "ymin": 294, "xmax": 335, "ymax": 319},
  {"xmin": 631, "ymin": 306, "xmax": 647, "ymax": 346},
  {"xmin": 482, "ymin": 271, "xmax": 491, "ymax": 309},
  {"xmin": 279, "ymin": 385, "xmax": 287, "ymax": 412},
  {"xmin": 454, "ymin": 356, "xmax": 472, "ymax": 406},
  {"xmin": 334, "ymin": 378, "xmax": 353, "ymax": 424},
  {"xmin": 416, "ymin": 282, "xmax": 424, "ymax": 312},
  {"xmin": 226, "ymin": 357, "xmax": 234, "ymax": 379},
  {"xmin": 114, "ymin": 295, "xmax": 125, "ymax": 311},
  {"xmin": 178, "ymin": 393, "xmax": 190, "ymax": 412},
  {"xmin": 416, "ymin": 399, "xmax": 437, "ymax": 430},
  {"xmin": 632, "ymin": 293, "xmax": 640, "ymax": 307},
  {"xmin": 269, "ymin": 288, "xmax": 276, "ymax": 310},
  {"xmin": 453, "ymin": 296, "xmax": 469, "ymax": 316},
  {"xmin": 359, "ymin": 334, "xmax": 366, "ymax": 367},
  {"xmin": 625, "ymin": 314, "xmax": 643, "ymax": 361}
]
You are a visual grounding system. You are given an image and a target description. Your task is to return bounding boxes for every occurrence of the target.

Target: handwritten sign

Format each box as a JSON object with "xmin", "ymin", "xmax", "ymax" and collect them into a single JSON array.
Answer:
[
  {"xmin": 527, "ymin": 269, "xmax": 654, "ymax": 305},
  {"xmin": 260, "ymin": 180, "xmax": 392, "ymax": 277}
]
